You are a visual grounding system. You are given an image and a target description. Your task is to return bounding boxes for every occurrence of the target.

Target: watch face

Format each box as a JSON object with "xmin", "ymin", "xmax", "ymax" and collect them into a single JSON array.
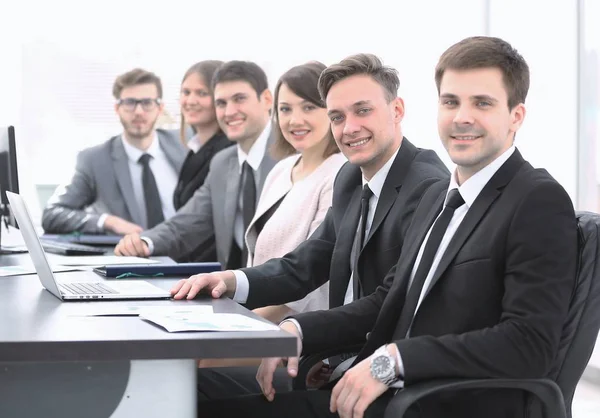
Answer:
[{"xmin": 372, "ymin": 355, "xmax": 391, "ymax": 377}]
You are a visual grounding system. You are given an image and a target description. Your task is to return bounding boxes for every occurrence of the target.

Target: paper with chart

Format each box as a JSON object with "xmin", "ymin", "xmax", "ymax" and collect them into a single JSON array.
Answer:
[
  {"xmin": 70, "ymin": 304, "xmax": 214, "ymax": 317},
  {"xmin": 141, "ymin": 311, "xmax": 280, "ymax": 332}
]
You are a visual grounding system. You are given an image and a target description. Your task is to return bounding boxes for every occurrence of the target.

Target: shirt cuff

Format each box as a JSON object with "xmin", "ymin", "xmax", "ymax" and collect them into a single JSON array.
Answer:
[
  {"xmin": 97, "ymin": 214, "xmax": 109, "ymax": 231},
  {"xmin": 389, "ymin": 343, "xmax": 405, "ymax": 388},
  {"xmin": 232, "ymin": 270, "xmax": 249, "ymax": 303},
  {"xmin": 279, "ymin": 318, "xmax": 303, "ymax": 340},
  {"xmin": 140, "ymin": 236, "xmax": 154, "ymax": 255}
]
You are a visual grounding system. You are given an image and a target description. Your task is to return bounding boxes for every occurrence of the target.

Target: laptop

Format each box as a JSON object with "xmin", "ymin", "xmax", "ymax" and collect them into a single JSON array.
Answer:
[{"xmin": 6, "ymin": 191, "xmax": 171, "ymax": 301}]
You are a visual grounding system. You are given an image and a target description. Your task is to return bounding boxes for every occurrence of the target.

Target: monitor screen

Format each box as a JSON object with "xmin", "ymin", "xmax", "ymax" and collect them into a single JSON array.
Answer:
[{"xmin": 0, "ymin": 126, "xmax": 19, "ymax": 207}]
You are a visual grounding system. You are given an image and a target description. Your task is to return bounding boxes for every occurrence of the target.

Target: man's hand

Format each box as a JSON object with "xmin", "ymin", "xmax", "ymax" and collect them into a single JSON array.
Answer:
[
  {"xmin": 104, "ymin": 215, "xmax": 143, "ymax": 235},
  {"xmin": 114, "ymin": 233, "xmax": 150, "ymax": 257},
  {"xmin": 330, "ymin": 345, "xmax": 398, "ymax": 418},
  {"xmin": 256, "ymin": 321, "xmax": 302, "ymax": 401},
  {"xmin": 170, "ymin": 270, "xmax": 237, "ymax": 300}
]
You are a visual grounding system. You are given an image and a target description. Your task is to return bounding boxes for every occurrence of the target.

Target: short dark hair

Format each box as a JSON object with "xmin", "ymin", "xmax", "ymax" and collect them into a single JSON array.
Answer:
[
  {"xmin": 318, "ymin": 53, "xmax": 399, "ymax": 102},
  {"xmin": 435, "ymin": 36, "xmax": 530, "ymax": 109},
  {"xmin": 211, "ymin": 60, "xmax": 268, "ymax": 98},
  {"xmin": 179, "ymin": 60, "xmax": 224, "ymax": 143},
  {"xmin": 112, "ymin": 68, "xmax": 162, "ymax": 99},
  {"xmin": 271, "ymin": 62, "xmax": 339, "ymax": 160}
]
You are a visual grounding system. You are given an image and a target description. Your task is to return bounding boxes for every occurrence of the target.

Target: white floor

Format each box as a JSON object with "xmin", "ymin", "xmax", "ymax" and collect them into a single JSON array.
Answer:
[{"xmin": 573, "ymin": 379, "xmax": 600, "ymax": 417}]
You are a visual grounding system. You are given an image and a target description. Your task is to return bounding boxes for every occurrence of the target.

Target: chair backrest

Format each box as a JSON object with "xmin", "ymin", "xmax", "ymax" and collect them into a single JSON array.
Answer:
[{"xmin": 549, "ymin": 211, "xmax": 600, "ymax": 416}]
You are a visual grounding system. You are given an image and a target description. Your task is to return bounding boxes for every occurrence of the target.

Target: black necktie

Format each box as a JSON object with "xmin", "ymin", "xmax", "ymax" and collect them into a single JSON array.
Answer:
[
  {"xmin": 352, "ymin": 184, "xmax": 374, "ymax": 300},
  {"xmin": 239, "ymin": 161, "xmax": 256, "ymax": 267},
  {"xmin": 241, "ymin": 161, "xmax": 256, "ymax": 234},
  {"xmin": 393, "ymin": 189, "xmax": 465, "ymax": 338},
  {"xmin": 138, "ymin": 153, "xmax": 164, "ymax": 229}
]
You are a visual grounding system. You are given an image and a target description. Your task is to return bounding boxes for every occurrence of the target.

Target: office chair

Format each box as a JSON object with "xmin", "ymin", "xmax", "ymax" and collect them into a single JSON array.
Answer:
[{"xmin": 295, "ymin": 212, "xmax": 600, "ymax": 418}]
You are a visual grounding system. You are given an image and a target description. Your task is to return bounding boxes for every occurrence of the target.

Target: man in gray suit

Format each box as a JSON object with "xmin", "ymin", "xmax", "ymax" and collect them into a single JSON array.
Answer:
[
  {"xmin": 42, "ymin": 68, "xmax": 187, "ymax": 235},
  {"xmin": 115, "ymin": 61, "xmax": 277, "ymax": 270}
]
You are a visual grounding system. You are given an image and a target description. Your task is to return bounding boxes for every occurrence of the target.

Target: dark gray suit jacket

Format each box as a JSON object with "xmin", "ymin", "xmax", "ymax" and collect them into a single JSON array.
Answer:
[
  {"xmin": 42, "ymin": 129, "xmax": 186, "ymax": 234},
  {"xmin": 143, "ymin": 133, "xmax": 278, "ymax": 267}
]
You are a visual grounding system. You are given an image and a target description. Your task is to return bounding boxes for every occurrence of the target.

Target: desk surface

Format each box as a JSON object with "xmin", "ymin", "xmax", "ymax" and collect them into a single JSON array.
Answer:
[{"xmin": 0, "ymin": 253, "xmax": 296, "ymax": 362}]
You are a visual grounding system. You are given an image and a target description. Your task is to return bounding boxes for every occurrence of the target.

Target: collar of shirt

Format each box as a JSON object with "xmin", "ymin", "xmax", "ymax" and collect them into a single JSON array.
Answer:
[
  {"xmin": 121, "ymin": 132, "xmax": 160, "ymax": 163},
  {"xmin": 361, "ymin": 144, "xmax": 401, "ymax": 199},
  {"xmin": 447, "ymin": 145, "xmax": 516, "ymax": 208},
  {"xmin": 187, "ymin": 134, "xmax": 202, "ymax": 153},
  {"xmin": 237, "ymin": 121, "xmax": 272, "ymax": 172}
]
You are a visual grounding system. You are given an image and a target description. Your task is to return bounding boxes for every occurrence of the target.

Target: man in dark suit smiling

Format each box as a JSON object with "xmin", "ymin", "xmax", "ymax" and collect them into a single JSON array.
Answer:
[{"xmin": 196, "ymin": 36, "xmax": 578, "ymax": 418}]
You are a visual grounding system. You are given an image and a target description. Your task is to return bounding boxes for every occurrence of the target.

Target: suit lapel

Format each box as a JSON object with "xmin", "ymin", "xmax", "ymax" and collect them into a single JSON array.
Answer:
[
  {"xmin": 256, "ymin": 132, "xmax": 278, "ymax": 195},
  {"xmin": 421, "ymin": 150, "xmax": 527, "ymax": 301},
  {"xmin": 364, "ymin": 139, "xmax": 418, "ymax": 246},
  {"xmin": 110, "ymin": 136, "xmax": 145, "ymax": 228},
  {"xmin": 330, "ymin": 183, "xmax": 363, "ymax": 307},
  {"xmin": 222, "ymin": 155, "xmax": 240, "ymax": 257},
  {"xmin": 246, "ymin": 160, "xmax": 294, "ymax": 253},
  {"xmin": 157, "ymin": 132, "xmax": 180, "ymax": 171}
]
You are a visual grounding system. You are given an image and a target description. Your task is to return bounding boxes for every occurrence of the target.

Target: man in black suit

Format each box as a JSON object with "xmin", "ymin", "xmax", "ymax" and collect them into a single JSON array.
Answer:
[
  {"xmin": 171, "ymin": 54, "xmax": 449, "ymax": 397},
  {"xmin": 194, "ymin": 36, "xmax": 578, "ymax": 418}
]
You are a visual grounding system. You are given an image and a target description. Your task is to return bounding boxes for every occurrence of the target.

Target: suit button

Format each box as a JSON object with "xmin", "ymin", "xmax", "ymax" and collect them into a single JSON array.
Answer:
[{"xmin": 366, "ymin": 332, "xmax": 371, "ymax": 340}]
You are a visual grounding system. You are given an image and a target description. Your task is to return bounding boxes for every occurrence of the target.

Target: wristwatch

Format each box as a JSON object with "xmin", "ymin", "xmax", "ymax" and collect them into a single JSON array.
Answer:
[{"xmin": 370, "ymin": 346, "xmax": 397, "ymax": 385}]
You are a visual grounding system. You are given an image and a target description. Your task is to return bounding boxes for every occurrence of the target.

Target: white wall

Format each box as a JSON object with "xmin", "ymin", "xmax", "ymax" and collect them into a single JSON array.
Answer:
[
  {"xmin": 489, "ymin": 0, "xmax": 579, "ymax": 203},
  {"xmin": 0, "ymin": 0, "xmax": 586, "ymax": 216},
  {"xmin": 4, "ymin": 0, "xmax": 487, "ymax": 220}
]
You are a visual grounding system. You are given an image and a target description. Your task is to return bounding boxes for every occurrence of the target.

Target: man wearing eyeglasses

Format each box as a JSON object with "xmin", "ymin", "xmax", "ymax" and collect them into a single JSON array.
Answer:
[{"xmin": 42, "ymin": 68, "xmax": 187, "ymax": 235}]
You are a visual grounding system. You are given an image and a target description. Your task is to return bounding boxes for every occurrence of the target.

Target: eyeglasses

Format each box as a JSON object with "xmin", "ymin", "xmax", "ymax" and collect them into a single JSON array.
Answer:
[{"xmin": 116, "ymin": 98, "xmax": 162, "ymax": 112}]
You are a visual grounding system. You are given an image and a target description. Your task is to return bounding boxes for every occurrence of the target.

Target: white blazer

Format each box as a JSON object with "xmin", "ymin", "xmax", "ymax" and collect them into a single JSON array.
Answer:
[{"xmin": 245, "ymin": 152, "xmax": 347, "ymax": 313}]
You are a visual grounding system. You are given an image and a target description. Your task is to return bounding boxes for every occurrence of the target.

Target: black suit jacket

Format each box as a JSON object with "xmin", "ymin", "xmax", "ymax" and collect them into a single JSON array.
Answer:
[
  {"xmin": 172, "ymin": 131, "xmax": 233, "ymax": 262},
  {"xmin": 295, "ymin": 150, "xmax": 577, "ymax": 418},
  {"xmin": 241, "ymin": 138, "xmax": 449, "ymax": 310},
  {"xmin": 173, "ymin": 131, "xmax": 233, "ymax": 210}
]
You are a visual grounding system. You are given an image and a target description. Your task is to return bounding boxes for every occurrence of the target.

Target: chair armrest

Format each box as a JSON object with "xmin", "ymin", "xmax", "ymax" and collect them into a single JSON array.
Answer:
[
  {"xmin": 383, "ymin": 378, "xmax": 565, "ymax": 418},
  {"xmin": 293, "ymin": 344, "xmax": 364, "ymax": 390}
]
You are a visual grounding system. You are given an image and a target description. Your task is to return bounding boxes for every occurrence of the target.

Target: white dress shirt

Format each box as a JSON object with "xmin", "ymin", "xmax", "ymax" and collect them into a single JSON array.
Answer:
[
  {"xmin": 187, "ymin": 134, "xmax": 203, "ymax": 153},
  {"xmin": 388, "ymin": 145, "xmax": 516, "ymax": 388},
  {"xmin": 232, "ymin": 144, "xmax": 400, "ymax": 305},
  {"xmin": 233, "ymin": 122, "xmax": 271, "ymax": 249},
  {"xmin": 98, "ymin": 133, "xmax": 178, "ymax": 230}
]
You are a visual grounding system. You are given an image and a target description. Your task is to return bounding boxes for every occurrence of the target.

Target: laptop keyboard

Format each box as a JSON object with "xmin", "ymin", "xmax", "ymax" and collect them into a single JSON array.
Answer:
[{"xmin": 59, "ymin": 282, "xmax": 118, "ymax": 295}]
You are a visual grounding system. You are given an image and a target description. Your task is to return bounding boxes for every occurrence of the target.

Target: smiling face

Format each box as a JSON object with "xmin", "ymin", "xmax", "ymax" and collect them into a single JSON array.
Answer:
[
  {"xmin": 437, "ymin": 67, "xmax": 526, "ymax": 183},
  {"xmin": 214, "ymin": 80, "xmax": 272, "ymax": 149},
  {"xmin": 180, "ymin": 72, "xmax": 216, "ymax": 129},
  {"xmin": 326, "ymin": 74, "xmax": 404, "ymax": 179},
  {"xmin": 277, "ymin": 83, "xmax": 330, "ymax": 155}
]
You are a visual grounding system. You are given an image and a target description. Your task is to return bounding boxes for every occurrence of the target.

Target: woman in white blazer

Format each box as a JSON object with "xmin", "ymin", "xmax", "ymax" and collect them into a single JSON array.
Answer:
[
  {"xmin": 197, "ymin": 62, "xmax": 345, "ymax": 369},
  {"xmin": 246, "ymin": 61, "xmax": 346, "ymax": 323}
]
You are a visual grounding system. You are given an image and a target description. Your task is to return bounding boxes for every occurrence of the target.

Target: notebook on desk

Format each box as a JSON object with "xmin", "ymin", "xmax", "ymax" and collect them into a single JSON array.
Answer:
[
  {"xmin": 6, "ymin": 191, "xmax": 171, "ymax": 301},
  {"xmin": 93, "ymin": 262, "xmax": 221, "ymax": 278}
]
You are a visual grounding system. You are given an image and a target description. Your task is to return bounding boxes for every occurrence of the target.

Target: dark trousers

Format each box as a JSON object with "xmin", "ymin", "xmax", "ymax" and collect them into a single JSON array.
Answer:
[
  {"xmin": 197, "ymin": 389, "xmax": 399, "ymax": 418},
  {"xmin": 196, "ymin": 366, "xmax": 292, "ymax": 401}
]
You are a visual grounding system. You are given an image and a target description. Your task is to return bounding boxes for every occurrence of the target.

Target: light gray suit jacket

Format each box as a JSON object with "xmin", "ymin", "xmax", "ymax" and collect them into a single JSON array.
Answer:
[
  {"xmin": 42, "ymin": 129, "xmax": 187, "ymax": 234},
  {"xmin": 143, "ymin": 133, "xmax": 278, "ymax": 267}
]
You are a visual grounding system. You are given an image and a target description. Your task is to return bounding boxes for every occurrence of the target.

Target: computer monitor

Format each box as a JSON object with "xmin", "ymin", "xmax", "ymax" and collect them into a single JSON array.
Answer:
[
  {"xmin": 0, "ymin": 126, "xmax": 25, "ymax": 254},
  {"xmin": 0, "ymin": 126, "xmax": 20, "ymax": 209}
]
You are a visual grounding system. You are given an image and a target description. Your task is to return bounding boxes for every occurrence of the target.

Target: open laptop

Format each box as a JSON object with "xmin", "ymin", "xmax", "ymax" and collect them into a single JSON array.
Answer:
[{"xmin": 6, "ymin": 191, "xmax": 171, "ymax": 301}]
